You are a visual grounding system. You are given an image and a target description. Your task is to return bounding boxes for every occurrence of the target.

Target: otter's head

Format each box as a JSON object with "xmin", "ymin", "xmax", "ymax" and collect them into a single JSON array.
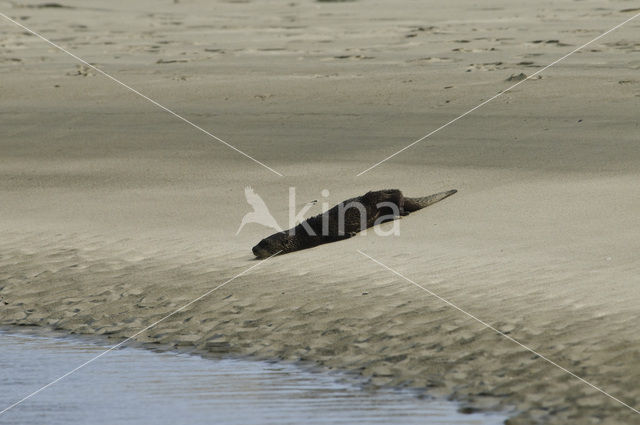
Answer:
[{"xmin": 252, "ymin": 232, "xmax": 292, "ymax": 258}]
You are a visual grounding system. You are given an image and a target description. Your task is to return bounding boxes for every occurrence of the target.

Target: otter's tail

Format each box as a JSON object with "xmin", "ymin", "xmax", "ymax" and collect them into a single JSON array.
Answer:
[{"xmin": 404, "ymin": 189, "xmax": 457, "ymax": 212}]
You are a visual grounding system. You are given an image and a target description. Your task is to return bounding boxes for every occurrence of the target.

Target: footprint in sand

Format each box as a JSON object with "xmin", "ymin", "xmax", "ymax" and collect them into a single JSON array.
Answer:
[
  {"xmin": 66, "ymin": 64, "xmax": 95, "ymax": 77},
  {"xmin": 530, "ymin": 39, "xmax": 573, "ymax": 47},
  {"xmin": 466, "ymin": 61, "xmax": 504, "ymax": 72},
  {"xmin": 156, "ymin": 58, "xmax": 189, "ymax": 64},
  {"xmin": 505, "ymin": 72, "xmax": 527, "ymax": 82},
  {"xmin": 604, "ymin": 40, "xmax": 640, "ymax": 52},
  {"xmin": 333, "ymin": 54, "xmax": 375, "ymax": 60},
  {"xmin": 452, "ymin": 47, "xmax": 498, "ymax": 53},
  {"xmin": 22, "ymin": 3, "xmax": 72, "ymax": 9},
  {"xmin": 406, "ymin": 57, "xmax": 453, "ymax": 64}
]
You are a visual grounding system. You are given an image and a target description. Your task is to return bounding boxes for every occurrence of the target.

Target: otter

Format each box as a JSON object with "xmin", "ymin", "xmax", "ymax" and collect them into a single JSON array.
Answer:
[{"xmin": 252, "ymin": 189, "xmax": 456, "ymax": 258}]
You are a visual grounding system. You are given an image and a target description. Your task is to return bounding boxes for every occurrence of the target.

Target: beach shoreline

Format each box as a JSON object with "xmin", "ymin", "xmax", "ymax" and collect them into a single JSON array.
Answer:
[{"xmin": 1, "ymin": 223, "xmax": 639, "ymax": 424}]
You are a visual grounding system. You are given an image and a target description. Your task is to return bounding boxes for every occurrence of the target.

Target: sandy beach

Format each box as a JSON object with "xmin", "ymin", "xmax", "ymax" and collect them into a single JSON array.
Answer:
[{"xmin": 1, "ymin": 0, "xmax": 640, "ymax": 423}]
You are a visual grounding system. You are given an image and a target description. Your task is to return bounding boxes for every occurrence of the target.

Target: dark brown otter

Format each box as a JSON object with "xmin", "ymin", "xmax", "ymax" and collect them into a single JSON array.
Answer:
[
  {"xmin": 252, "ymin": 189, "xmax": 457, "ymax": 258},
  {"xmin": 253, "ymin": 189, "xmax": 457, "ymax": 258}
]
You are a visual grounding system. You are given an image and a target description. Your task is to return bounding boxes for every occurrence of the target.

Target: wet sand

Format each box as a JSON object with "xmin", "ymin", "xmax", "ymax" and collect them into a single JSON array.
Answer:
[{"xmin": 1, "ymin": 1, "xmax": 640, "ymax": 424}]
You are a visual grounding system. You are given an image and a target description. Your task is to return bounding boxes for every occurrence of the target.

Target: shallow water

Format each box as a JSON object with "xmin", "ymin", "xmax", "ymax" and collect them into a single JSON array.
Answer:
[{"xmin": 0, "ymin": 331, "xmax": 506, "ymax": 425}]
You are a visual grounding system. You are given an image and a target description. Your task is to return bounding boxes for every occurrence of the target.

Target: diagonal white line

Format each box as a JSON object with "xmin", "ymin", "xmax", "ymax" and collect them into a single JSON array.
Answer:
[
  {"xmin": 0, "ymin": 12, "xmax": 283, "ymax": 177},
  {"xmin": 356, "ymin": 11, "xmax": 640, "ymax": 176},
  {"xmin": 357, "ymin": 249, "xmax": 640, "ymax": 415},
  {"xmin": 0, "ymin": 251, "xmax": 281, "ymax": 418}
]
